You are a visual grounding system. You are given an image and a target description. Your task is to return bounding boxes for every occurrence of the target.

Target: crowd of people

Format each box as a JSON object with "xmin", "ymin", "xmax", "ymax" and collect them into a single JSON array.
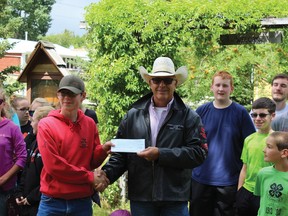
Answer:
[{"xmin": 0, "ymin": 56, "xmax": 287, "ymax": 216}]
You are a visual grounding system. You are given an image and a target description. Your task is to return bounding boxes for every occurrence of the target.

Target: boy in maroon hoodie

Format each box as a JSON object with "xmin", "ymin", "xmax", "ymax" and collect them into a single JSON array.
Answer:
[{"xmin": 37, "ymin": 75, "xmax": 112, "ymax": 216}]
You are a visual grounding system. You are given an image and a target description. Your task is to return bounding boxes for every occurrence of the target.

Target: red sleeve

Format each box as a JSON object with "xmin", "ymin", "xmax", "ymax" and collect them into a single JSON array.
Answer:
[{"xmin": 90, "ymin": 126, "xmax": 108, "ymax": 169}]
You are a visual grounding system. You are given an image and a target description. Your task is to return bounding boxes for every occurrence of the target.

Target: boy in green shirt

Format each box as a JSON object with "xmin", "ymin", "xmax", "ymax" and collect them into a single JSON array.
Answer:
[
  {"xmin": 254, "ymin": 131, "xmax": 288, "ymax": 216},
  {"xmin": 236, "ymin": 97, "xmax": 275, "ymax": 216}
]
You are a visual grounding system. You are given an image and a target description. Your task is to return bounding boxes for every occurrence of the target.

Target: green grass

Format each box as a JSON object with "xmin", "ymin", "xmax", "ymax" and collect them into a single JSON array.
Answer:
[{"xmin": 93, "ymin": 204, "xmax": 111, "ymax": 216}]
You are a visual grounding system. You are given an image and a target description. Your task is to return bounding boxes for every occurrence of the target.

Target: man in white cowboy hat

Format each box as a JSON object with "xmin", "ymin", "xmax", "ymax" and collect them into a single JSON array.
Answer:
[{"xmin": 100, "ymin": 57, "xmax": 208, "ymax": 216}]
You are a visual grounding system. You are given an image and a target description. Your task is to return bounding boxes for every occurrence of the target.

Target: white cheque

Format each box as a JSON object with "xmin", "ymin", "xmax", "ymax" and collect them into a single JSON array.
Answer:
[{"xmin": 111, "ymin": 139, "xmax": 145, "ymax": 153}]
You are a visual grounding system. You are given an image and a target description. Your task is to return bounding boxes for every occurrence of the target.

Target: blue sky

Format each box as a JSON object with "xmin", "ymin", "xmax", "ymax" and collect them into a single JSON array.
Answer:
[{"xmin": 47, "ymin": 0, "xmax": 99, "ymax": 36}]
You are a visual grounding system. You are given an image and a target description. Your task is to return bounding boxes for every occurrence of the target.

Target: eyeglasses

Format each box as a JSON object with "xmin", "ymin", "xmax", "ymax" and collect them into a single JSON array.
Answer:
[
  {"xmin": 29, "ymin": 110, "xmax": 35, "ymax": 117},
  {"xmin": 17, "ymin": 107, "xmax": 29, "ymax": 112},
  {"xmin": 0, "ymin": 99, "xmax": 4, "ymax": 105},
  {"xmin": 58, "ymin": 90, "xmax": 79, "ymax": 98},
  {"xmin": 250, "ymin": 113, "xmax": 270, "ymax": 118},
  {"xmin": 151, "ymin": 78, "xmax": 176, "ymax": 85}
]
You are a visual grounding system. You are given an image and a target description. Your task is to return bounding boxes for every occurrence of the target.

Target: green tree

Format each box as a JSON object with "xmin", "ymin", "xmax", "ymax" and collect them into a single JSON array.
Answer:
[
  {"xmin": 85, "ymin": 0, "xmax": 201, "ymax": 140},
  {"xmin": 0, "ymin": 50, "xmax": 24, "ymax": 96},
  {"xmin": 0, "ymin": 0, "xmax": 25, "ymax": 94},
  {"xmin": 181, "ymin": 1, "xmax": 288, "ymax": 108},
  {"xmin": 0, "ymin": 39, "xmax": 24, "ymax": 95},
  {"xmin": 0, "ymin": 0, "xmax": 55, "ymax": 95},
  {"xmin": 85, "ymin": 0, "xmax": 288, "ymax": 141},
  {"xmin": 40, "ymin": 30, "xmax": 86, "ymax": 48},
  {"xmin": 0, "ymin": 0, "xmax": 22, "ymax": 39},
  {"xmin": 0, "ymin": 0, "xmax": 55, "ymax": 40}
]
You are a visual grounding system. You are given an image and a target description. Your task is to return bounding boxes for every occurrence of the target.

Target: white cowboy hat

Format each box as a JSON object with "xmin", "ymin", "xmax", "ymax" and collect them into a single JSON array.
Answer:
[{"xmin": 139, "ymin": 57, "xmax": 188, "ymax": 86}]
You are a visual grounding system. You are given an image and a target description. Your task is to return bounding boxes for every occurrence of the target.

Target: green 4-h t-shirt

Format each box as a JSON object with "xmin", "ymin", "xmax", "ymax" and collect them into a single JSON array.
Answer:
[{"xmin": 254, "ymin": 166, "xmax": 288, "ymax": 216}]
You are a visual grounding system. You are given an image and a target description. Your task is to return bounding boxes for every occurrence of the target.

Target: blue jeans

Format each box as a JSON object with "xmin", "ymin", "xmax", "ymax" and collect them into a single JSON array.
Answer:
[
  {"xmin": 130, "ymin": 200, "xmax": 189, "ymax": 216},
  {"xmin": 37, "ymin": 194, "xmax": 92, "ymax": 216}
]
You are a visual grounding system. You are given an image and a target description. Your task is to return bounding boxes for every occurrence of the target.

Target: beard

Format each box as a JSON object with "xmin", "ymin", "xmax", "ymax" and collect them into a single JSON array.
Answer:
[{"xmin": 272, "ymin": 96, "xmax": 285, "ymax": 103}]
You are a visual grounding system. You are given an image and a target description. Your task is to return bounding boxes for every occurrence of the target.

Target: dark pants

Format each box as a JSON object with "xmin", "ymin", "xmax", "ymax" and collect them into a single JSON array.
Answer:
[
  {"xmin": 130, "ymin": 201, "xmax": 189, "ymax": 216},
  {"xmin": 189, "ymin": 179, "xmax": 237, "ymax": 216},
  {"xmin": 19, "ymin": 204, "xmax": 39, "ymax": 216},
  {"xmin": 0, "ymin": 188, "xmax": 18, "ymax": 216},
  {"xmin": 235, "ymin": 187, "xmax": 260, "ymax": 216}
]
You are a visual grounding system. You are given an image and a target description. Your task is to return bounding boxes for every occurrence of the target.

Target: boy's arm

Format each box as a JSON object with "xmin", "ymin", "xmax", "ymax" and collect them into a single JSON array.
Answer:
[{"xmin": 238, "ymin": 164, "xmax": 247, "ymax": 190}]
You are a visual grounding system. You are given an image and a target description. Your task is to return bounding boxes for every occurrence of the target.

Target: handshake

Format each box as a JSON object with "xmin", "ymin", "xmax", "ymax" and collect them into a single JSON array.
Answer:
[{"xmin": 93, "ymin": 169, "xmax": 110, "ymax": 192}]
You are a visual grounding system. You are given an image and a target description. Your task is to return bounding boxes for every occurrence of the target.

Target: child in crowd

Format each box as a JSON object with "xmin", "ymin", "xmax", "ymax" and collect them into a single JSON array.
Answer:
[
  {"xmin": 11, "ymin": 96, "xmax": 32, "ymax": 137},
  {"xmin": 15, "ymin": 106, "xmax": 54, "ymax": 216},
  {"xmin": 254, "ymin": 131, "xmax": 288, "ymax": 216},
  {"xmin": 29, "ymin": 98, "xmax": 50, "ymax": 119},
  {"xmin": 236, "ymin": 97, "xmax": 275, "ymax": 216}
]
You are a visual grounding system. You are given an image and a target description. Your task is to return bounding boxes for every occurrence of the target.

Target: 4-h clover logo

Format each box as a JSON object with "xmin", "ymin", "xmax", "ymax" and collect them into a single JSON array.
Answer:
[{"xmin": 269, "ymin": 183, "xmax": 283, "ymax": 198}]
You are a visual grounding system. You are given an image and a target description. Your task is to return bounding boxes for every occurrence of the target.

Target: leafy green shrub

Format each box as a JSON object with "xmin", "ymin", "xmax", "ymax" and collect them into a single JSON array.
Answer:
[{"xmin": 101, "ymin": 179, "xmax": 122, "ymax": 209}]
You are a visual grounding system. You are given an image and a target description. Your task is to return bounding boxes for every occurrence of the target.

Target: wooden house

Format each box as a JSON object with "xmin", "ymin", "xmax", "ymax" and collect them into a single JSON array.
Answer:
[{"xmin": 17, "ymin": 40, "xmax": 70, "ymax": 105}]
